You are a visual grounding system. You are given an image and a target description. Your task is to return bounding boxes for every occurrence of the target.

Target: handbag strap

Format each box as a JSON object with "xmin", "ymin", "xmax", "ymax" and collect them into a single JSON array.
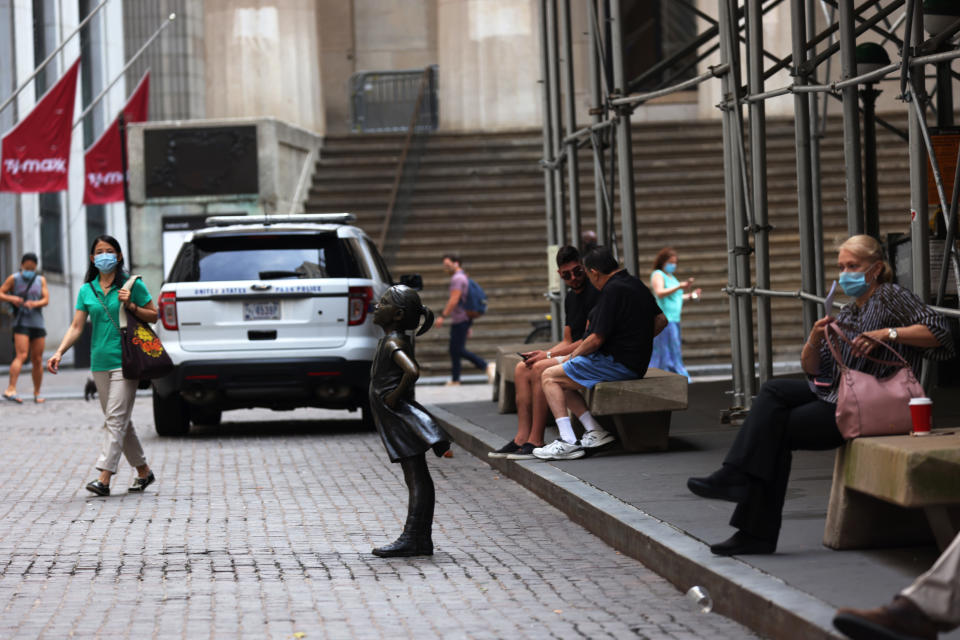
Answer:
[
  {"xmin": 90, "ymin": 281, "xmax": 123, "ymax": 337},
  {"xmin": 823, "ymin": 321, "xmax": 911, "ymax": 370},
  {"xmin": 117, "ymin": 275, "xmax": 141, "ymax": 330}
]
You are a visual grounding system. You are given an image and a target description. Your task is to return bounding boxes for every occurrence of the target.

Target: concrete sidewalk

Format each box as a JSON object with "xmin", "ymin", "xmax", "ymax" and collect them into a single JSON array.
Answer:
[{"xmin": 425, "ymin": 377, "xmax": 960, "ymax": 640}]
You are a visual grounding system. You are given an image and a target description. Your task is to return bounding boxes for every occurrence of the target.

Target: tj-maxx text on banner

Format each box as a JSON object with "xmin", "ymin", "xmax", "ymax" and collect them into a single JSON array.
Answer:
[
  {"xmin": 83, "ymin": 72, "xmax": 150, "ymax": 205},
  {"xmin": 0, "ymin": 59, "xmax": 80, "ymax": 193}
]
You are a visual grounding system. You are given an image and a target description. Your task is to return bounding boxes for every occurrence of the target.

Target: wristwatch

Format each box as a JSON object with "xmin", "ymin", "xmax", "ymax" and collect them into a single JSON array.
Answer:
[
  {"xmin": 888, "ymin": 328, "xmax": 898, "ymax": 342},
  {"xmin": 546, "ymin": 351, "xmax": 552, "ymax": 359}
]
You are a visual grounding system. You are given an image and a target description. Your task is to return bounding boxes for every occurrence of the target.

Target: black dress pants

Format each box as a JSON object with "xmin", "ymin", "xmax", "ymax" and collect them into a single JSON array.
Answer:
[{"xmin": 723, "ymin": 378, "xmax": 845, "ymax": 542}]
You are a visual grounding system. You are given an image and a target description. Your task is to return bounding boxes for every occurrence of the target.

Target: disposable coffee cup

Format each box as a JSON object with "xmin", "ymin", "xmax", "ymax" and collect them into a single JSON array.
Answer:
[{"xmin": 909, "ymin": 397, "xmax": 933, "ymax": 436}]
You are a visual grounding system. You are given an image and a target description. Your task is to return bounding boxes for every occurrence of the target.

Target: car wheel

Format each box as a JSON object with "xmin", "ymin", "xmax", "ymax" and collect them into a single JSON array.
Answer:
[
  {"xmin": 361, "ymin": 402, "xmax": 376, "ymax": 431},
  {"xmin": 153, "ymin": 388, "xmax": 190, "ymax": 437},
  {"xmin": 190, "ymin": 406, "xmax": 222, "ymax": 427}
]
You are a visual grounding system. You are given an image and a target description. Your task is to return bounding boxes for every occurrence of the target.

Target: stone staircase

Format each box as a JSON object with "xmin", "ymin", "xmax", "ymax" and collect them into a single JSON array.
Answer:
[{"xmin": 304, "ymin": 117, "xmax": 913, "ymax": 378}]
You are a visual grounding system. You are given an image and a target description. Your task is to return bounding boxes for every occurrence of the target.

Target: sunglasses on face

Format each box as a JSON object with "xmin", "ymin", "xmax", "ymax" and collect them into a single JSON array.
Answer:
[{"xmin": 559, "ymin": 266, "xmax": 585, "ymax": 281}]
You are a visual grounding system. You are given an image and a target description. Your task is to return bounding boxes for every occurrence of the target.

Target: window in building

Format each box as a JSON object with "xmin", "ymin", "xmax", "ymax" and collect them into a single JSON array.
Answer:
[{"xmin": 39, "ymin": 193, "xmax": 63, "ymax": 273}]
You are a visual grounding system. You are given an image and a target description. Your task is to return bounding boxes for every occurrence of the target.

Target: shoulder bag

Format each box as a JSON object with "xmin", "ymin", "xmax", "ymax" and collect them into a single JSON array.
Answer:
[
  {"xmin": 823, "ymin": 321, "xmax": 924, "ymax": 439},
  {"xmin": 91, "ymin": 276, "xmax": 173, "ymax": 381}
]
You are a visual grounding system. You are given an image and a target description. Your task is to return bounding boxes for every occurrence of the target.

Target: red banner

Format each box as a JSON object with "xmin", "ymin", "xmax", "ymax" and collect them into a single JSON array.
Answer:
[
  {"xmin": 83, "ymin": 72, "xmax": 150, "ymax": 205},
  {"xmin": 0, "ymin": 59, "xmax": 81, "ymax": 193}
]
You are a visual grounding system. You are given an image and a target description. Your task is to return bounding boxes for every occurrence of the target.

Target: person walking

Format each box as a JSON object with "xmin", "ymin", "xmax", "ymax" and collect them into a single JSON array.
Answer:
[
  {"xmin": 1, "ymin": 253, "xmax": 49, "ymax": 403},
  {"xmin": 649, "ymin": 248, "xmax": 700, "ymax": 380},
  {"xmin": 686, "ymin": 235, "xmax": 954, "ymax": 555},
  {"xmin": 435, "ymin": 253, "xmax": 493, "ymax": 386},
  {"xmin": 46, "ymin": 235, "xmax": 158, "ymax": 496}
]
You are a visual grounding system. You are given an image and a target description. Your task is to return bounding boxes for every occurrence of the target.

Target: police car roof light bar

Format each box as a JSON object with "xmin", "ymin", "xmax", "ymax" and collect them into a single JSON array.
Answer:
[{"xmin": 204, "ymin": 213, "xmax": 357, "ymax": 227}]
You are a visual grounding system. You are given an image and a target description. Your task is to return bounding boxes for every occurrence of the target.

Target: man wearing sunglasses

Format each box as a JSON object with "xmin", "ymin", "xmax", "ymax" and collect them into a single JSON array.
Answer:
[
  {"xmin": 488, "ymin": 245, "xmax": 599, "ymax": 460},
  {"xmin": 535, "ymin": 246, "xmax": 667, "ymax": 460}
]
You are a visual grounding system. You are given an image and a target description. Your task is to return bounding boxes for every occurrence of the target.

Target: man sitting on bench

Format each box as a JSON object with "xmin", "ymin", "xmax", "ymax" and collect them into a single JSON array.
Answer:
[
  {"xmin": 488, "ymin": 245, "xmax": 599, "ymax": 460},
  {"xmin": 535, "ymin": 246, "xmax": 667, "ymax": 461}
]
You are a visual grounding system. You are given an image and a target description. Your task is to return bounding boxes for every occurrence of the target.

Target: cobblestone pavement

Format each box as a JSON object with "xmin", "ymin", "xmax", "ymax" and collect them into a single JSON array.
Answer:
[{"xmin": 0, "ymin": 396, "xmax": 760, "ymax": 639}]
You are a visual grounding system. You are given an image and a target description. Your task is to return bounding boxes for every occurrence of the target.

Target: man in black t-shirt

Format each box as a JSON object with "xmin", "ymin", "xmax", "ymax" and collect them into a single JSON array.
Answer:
[
  {"xmin": 488, "ymin": 246, "xmax": 600, "ymax": 460},
  {"xmin": 534, "ymin": 246, "xmax": 667, "ymax": 461}
]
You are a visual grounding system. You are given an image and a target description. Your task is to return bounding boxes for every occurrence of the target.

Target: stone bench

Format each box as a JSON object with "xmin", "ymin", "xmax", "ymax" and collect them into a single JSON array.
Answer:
[
  {"xmin": 824, "ymin": 430, "xmax": 960, "ymax": 551},
  {"xmin": 491, "ymin": 344, "xmax": 688, "ymax": 452}
]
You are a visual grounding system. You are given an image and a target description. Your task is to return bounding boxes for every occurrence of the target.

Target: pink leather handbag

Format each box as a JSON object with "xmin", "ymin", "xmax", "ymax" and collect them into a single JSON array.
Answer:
[{"xmin": 823, "ymin": 322, "xmax": 924, "ymax": 439}]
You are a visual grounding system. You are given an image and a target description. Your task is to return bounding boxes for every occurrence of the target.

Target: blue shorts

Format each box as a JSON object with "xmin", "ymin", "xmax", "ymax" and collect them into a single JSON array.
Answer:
[{"xmin": 561, "ymin": 352, "xmax": 638, "ymax": 389}]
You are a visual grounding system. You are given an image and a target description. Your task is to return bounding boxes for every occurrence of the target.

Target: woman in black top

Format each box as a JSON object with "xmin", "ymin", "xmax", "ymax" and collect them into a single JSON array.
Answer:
[{"xmin": 687, "ymin": 235, "xmax": 954, "ymax": 555}]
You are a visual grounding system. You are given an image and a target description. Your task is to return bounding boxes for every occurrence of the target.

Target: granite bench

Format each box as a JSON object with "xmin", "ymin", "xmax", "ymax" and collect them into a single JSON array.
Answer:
[
  {"xmin": 823, "ymin": 430, "xmax": 960, "ymax": 551},
  {"xmin": 492, "ymin": 344, "xmax": 688, "ymax": 452}
]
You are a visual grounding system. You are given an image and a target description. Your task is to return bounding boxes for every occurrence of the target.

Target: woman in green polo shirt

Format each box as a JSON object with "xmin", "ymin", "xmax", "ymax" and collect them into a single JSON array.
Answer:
[{"xmin": 47, "ymin": 235, "xmax": 159, "ymax": 497}]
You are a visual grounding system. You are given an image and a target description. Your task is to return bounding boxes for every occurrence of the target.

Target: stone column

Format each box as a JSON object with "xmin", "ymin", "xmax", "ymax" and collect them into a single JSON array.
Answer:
[
  {"xmin": 204, "ymin": 0, "xmax": 325, "ymax": 134},
  {"xmin": 437, "ymin": 0, "xmax": 543, "ymax": 131}
]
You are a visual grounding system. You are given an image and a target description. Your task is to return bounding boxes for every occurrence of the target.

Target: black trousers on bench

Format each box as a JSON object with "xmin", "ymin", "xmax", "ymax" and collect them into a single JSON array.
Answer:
[{"xmin": 724, "ymin": 378, "xmax": 845, "ymax": 542}]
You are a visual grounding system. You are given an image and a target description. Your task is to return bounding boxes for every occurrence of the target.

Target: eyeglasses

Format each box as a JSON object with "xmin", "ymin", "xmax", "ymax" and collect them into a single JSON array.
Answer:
[{"xmin": 559, "ymin": 266, "xmax": 585, "ymax": 281}]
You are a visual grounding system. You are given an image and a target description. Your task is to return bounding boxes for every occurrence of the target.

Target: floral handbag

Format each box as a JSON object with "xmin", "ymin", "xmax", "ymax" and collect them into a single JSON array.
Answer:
[{"xmin": 92, "ymin": 276, "xmax": 173, "ymax": 381}]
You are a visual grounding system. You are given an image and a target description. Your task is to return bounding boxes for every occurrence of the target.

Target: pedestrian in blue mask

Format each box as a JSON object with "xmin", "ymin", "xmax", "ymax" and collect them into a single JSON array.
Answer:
[
  {"xmin": 47, "ymin": 235, "xmax": 160, "ymax": 497},
  {"xmin": 649, "ymin": 248, "xmax": 701, "ymax": 380},
  {"xmin": 0, "ymin": 252, "xmax": 49, "ymax": 403}
]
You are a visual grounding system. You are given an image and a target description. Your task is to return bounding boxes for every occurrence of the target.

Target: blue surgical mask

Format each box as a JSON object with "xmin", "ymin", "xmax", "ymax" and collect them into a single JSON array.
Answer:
[
  {"xmin": 94, "ymin": 253, "xmax": 118, "ymax": 273},
  {"xmin": 664, "ymin": 263, "xmax": 677, "ymax": 274},
  {"xmin": 838, "ymin": 266, "xmax": 875, "ymax": 298},
  {"xmin": 21, "ymin": 270, "xmax": 35, "ymax": 280}
]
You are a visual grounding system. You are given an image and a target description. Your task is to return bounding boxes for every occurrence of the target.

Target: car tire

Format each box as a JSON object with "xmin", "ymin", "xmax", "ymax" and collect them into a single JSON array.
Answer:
[
  {"xmin": 190, "ymin": 406, "xmax": 223, "ymax": 427},
  {"xmin": 153, "ymin": 388, "xmax": 191, "ymax": 437},
  {"xmin": 360, "ymin": 402, "xmax": 376, "ymax": 431}
]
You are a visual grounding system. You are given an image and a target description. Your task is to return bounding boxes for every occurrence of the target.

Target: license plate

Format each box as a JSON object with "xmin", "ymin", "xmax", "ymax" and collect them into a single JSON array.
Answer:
[{"xmin": 243, "ymin": 300, "xmax": 280, "ymax": 321}]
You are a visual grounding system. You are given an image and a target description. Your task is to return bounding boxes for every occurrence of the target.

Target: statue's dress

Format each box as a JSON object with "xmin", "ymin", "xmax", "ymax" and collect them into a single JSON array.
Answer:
[{"xmin": 369, "ymin": 332, "xmax": 451, "ymax": 462}]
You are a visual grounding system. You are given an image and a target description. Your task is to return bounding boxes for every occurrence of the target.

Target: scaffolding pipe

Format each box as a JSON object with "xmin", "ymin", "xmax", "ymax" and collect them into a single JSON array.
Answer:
[
  {"xmin": 537, "ymin": 0, "xmax": 562, "ymax": 340},
  {"xmin": 748, "ymin": 0, "xmax": 773, "ymax": 384},
  {"xmin": 806, "ymin": 0, "xmax": 826, "ymax": 312},
  {"xmin": 935, "ymin": 143, "xmax": 960, "ymax": 306},
  {"xmin": 609, "ymin": 0, "xmax": 638, "ymax": 275},
  {"xmin": 587, "ymin": 0, "xmax": 607, "ymax": 249},
  {"xmin": 839, "ymin": 0, "xmax": 865, "ymax": 235},
  {"xmin": 562, "ymin": 117, "xmax": 617, "ymax": 146},
  {"xmin": 725, "ymin": 286, "xmax": 960, "ymax": 319},
  {"xmin": 546, "ymin": 0, "xmax": 566, "ymax": 250},
  {"xmin": 611, "ymin": 64, "xmax": 730, "ymax": 106},
  {"xmin": 718, "ymin": 0, "xmax": 748, "ymax": 409},
  {"xmin": 791, "ymin": 0, "xmax": 818, "ymax": 335},
  {"xmin": 560, "ymin": 0, "xmax": 581, "ymax": 248}
]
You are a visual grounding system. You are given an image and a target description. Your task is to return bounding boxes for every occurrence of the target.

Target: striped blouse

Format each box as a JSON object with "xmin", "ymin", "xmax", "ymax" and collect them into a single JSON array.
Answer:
[{"xmin": 812, "ymin": 283, "xmax": 955, "ymax": 404}]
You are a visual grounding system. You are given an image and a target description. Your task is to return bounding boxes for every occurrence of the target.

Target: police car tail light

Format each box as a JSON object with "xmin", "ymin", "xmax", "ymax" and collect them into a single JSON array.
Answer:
[
  {"xmin": 348, "ymin": 286, "xmax": 373, "ymax": 325},
  {"xmin": 159, "ymin": 291, "xmax": 179, "ymax": 330}
]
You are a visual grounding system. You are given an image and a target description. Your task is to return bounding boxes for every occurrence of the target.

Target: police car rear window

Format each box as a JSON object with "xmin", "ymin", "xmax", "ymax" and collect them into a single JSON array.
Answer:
[{"xmin": 167, "ymin": 233, "xmax": 368, "ymax": 282}]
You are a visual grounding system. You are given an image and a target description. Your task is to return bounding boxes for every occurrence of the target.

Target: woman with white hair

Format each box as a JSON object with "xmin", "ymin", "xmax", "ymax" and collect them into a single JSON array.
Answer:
[{"xmin": 687, "ymin": 235, "xmax": 955, "ymax": 556}]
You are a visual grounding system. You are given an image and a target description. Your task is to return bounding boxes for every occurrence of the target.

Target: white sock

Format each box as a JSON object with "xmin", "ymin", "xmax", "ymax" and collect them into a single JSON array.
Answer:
[
  {"xmin": 555, "ymin": 417, "xmax": 577, "ymax": 444},
  {"xmin": 578, "ymin": 411, "xmax": 601, "ymax": 432}
]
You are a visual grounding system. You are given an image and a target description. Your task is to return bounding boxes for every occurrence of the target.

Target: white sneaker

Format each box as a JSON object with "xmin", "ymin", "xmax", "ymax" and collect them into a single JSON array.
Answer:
[
  {"xmin": 580, "ymin": 428, "xmax": 615, "ymax": 449},
  {"xmin": 532, "ymin": 439, "xmax": 585, "ymax": 460}
]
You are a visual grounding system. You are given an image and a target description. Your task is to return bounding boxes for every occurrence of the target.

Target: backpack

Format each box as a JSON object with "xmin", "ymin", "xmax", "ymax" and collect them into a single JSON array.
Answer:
[{"xmin": 462, "ymin": 277, "xmax": 487, "ymax": 318}]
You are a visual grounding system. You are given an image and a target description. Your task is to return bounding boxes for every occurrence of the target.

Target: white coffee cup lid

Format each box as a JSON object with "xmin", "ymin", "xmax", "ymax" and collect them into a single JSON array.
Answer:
[{"xmin": 909, "ymin": 397, "xmax": 933, "ymax": 405}]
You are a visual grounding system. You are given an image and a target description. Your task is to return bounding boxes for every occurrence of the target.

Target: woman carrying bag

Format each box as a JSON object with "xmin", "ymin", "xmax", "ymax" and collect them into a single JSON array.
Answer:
[
  {"xmin": 47, "ymin": 235, "xmax": 158, "ymax": 496},
  {"xmin": 686, "ymin": 235, "xmax": 954, "ymax": 556},
  {"xmin": 1, "ymin": 252, "xmax": 49, "ymax": 403}
]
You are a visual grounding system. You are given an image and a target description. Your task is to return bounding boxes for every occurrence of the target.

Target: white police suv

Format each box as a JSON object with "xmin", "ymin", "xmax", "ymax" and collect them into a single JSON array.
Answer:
[{"xmin": 152, "ymin": 214, "xmax": 416, "ymax": 436}]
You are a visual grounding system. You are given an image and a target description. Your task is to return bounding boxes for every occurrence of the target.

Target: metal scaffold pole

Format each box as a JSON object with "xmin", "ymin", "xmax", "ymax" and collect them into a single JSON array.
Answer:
[
  {"xmin": 608, "ymin": 0, "xmax": 638, "ymax": 275},
  {"xmin": 718, "ymin": 0, "xmax": 746, "ymax": 409},
  {"xmin": 546, "ymin": 0, "xmax": 567, "ymax": 249},
  {"xmin": 538, "ymin": 0, "xmax": 562, "ymax": 339},
  {"xmin": 747, "ymin": 0, "xmax": 773, "ymax": 385},
  {"xmin": 806, "ymin": 0, "xmax": 825, "ymax": 307},
  {"xmin": 790, "ymin": 0, "xmax": 818, "ymax": 335},
  {"xmin": 907, "ymin": 2, "xmax": 929, "ymax": 301},
  {"xmin": 838, "ymin": 0, "xmax": 865, "ymax": 235},
  {"xmin": 560, "ymin": 0, "xmax": 581, "ymax": 248},
  {"xmin": 587, "ymin": 0, "xmax": 607, "ymax": 249}
]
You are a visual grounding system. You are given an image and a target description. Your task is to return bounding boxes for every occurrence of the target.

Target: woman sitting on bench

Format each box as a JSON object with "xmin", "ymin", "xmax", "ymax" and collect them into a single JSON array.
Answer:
[{"xmin": 687, "ymin": 235, "xmax": 955, "ymax": 556}]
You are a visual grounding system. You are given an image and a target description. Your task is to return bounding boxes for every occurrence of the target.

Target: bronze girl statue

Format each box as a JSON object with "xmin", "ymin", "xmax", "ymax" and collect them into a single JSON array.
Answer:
[{"xmin": 369, "ymin": 285, "xmax": 451, "ymax": 557}]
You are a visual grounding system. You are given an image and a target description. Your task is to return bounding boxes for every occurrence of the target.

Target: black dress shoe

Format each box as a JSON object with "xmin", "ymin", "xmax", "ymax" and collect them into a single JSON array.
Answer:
[
  {"xmin": 372, "ymin": 534, "xmax": 433, "ymax": 557},
  {"xmin": 128, "ymin": 472, "xmax": 155, "ymax": 493},
  {"xmin": 834, "ymin": 596, "xmax": 940, "ymax": 640},
  {"xmin": 85, "ymin": 480, "xmax": 110, "ymax": 496},
  {"xmin": 709, "ymin": 530, "xmax": 776, "ymax": 556},
  {"xmin": 687, "ymin": 466, "xmax": 752, "ymax": 503}
]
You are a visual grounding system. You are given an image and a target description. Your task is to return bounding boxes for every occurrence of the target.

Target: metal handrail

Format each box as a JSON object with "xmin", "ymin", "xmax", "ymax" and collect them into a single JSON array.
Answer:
[{"xmin": 378, "ymin": 67, "xmax": 432, "ymax": 252}]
